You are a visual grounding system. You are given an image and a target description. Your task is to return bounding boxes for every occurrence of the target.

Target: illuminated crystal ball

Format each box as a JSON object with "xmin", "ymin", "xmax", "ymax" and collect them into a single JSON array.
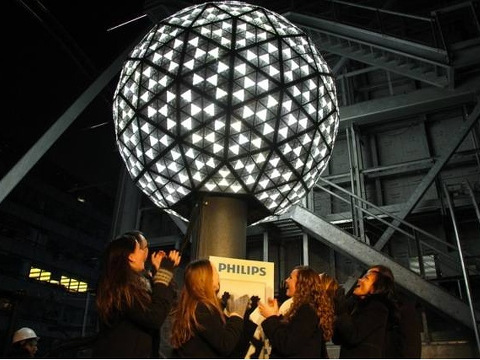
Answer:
[{"xmin": 113, "ymin": 1, "xmax": 339, "ymax": 222}]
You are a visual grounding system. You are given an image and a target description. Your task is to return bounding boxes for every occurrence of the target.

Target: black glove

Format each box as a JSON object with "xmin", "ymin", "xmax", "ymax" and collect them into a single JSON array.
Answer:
[
  {"xmin": 221, "ymin": 291, "xmax": 231, "ymax": 310},
  {"xmin": 153, "ymin": 257, "xmax": 175, "ymax": 286},
  {"xmin": 159, "ymin": 256, "xmax": 175, "ymax": 271},
  {"xmin": 334, "ymin": 287, "xmax": 349, "ymax": 316},
  {"xmin": 226, "ymin": 294, "xmax": 250, "ymax": 318},
  {"xmin": 245, "ymin": 295, "xmax": 260, "ymax": 318}
]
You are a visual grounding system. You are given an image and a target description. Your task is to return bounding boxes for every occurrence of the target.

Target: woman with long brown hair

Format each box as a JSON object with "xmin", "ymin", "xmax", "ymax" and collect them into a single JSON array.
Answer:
[
  {"xmin": 170, "ymin": 259, "xmax": 249, "ymax": 358},
  {"xmin": 258, "ymin": 266, "xmax": 335, "ymax": 358},
  {"xmin": 93, "ymin": 231, "xmax": 181, "ymax": 358}
]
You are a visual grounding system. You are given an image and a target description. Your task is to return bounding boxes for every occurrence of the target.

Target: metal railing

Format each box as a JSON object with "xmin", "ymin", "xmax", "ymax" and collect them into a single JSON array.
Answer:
[
  {"xmin": 315, "ymin": 176, "xmax": 479, "ymax": 278},
  {"xmin": 293, "ymin": 0, "xmax": 448, "ymax": 50}
]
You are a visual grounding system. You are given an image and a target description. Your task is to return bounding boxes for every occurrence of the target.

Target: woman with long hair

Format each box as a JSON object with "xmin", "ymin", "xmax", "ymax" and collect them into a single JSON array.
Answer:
[
  {"xmin": 170, "ymin": 259, "xmax": 248, "ymax": 358},
  {"xmin": 93, "ymin": 231, "xmax": 181, "ymax": 358},
  {"xmin": 258, "ymin": 266, "xmax": 335, "ymax": 358},
  {"xmin": 319, "ymin": 272, "xmax": 339, "ymax": 303},
  {"xmin": 332, "ymin": 264, "xmax": 400, "ymax": 358}
]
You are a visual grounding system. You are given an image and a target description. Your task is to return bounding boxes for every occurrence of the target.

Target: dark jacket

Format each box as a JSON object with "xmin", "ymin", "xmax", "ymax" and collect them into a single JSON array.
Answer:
[
  {"xmin": 92, "ymin": 282, "xmax": 175, "ymax": 358},
  {"xmin": 333, "ymin": 294, "xmax": 390, "ymax": 358},
  {"xmin": 385, "ymin": 299, "xmax": 422, "ymax": 358},
  {"xmin": 261, "ymin": 303, "xmax": 325, "ymax": 358},
  {"xmin": 7, "ymin": 343, "xmax": 33, "ymax": 359},
  {"xmin": 175, "ymin": 303, "xmax": 244, "ymax": 358}
]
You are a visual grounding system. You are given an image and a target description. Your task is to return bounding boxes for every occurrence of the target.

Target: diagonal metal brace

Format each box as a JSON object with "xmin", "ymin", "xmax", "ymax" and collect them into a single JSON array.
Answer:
[
  {"xmin": 375, "ymin": 100, "xmax": 480, "ymax": 251},
  {"xmin": 0, "ymin": 37, "xmax": 142, "ymax": 205}
]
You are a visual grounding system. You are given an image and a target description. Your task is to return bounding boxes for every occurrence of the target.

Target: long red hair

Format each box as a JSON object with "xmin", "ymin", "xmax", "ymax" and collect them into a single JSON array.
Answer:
[{"xmin": 283, "ymin": 266, "xmax": 335, "ymax": 341}]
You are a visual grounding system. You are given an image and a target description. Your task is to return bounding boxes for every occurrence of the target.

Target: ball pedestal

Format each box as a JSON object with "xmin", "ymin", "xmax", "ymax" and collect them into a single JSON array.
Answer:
[{"xmin": 193, "ymin": 195, "xmax": 247, "ymax": 259}]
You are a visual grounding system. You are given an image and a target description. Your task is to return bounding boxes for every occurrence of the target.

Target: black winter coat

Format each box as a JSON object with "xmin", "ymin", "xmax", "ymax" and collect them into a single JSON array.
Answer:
[
  {"xmin": 7, "ymin": 344, "xmax": 33, "ymax": 358},
  {"xmin": 92, "ymin": 282, "xmax": 175, "ymax": 358},
  {"xmin": 333, "ymin": 294, "xmax": 390, "ymax": 358},
  {"xmin": 262, "ymin": 303, "xmax": 326, "ymax": 358},
  {"xmin": 385, "ymin": 299, "xmax": 422, "ymax": 358},
  {"xmin": 175, "ymin": 303, "xmax": 244, "ymax": 358}
]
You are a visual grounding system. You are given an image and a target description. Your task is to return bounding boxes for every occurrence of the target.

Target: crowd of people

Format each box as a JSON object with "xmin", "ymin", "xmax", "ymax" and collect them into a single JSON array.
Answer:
[{"xmin": 7, "ymin": 230, "xmax": 421, "ymax": 358}]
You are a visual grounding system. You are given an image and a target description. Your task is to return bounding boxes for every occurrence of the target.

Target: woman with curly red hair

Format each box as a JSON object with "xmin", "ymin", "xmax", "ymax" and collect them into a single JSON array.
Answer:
[{"xmin": 258, "ymin": 266, "xmax": 335, "ymax": 358}]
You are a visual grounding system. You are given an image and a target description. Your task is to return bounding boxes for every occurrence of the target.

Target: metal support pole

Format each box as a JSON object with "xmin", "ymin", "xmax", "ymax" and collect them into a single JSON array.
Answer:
[
  {"xmin": 302, "ymin": 233, "xmax": 309, "ymax": 266},
  {"xmin": 195, "ymin": 195, "xmax": 247, "ymax": 259},
  {"xmin": 464, "ymin": 181, "xmax": 480, "ymax": 227},
  {"xmin": 110, "ymin": 167, "xmax": 142, "ymax": 239},
  {"xmin": 263, "ymin": 231, "xmax": 269, "ymax": 262},
  {"xmin": 81, "ymin": 292, "xmax": 91, "ymax": 337},
  {"xmin": 386, "ymin": 71, "xmax": 394, "ymax": 96},
  {"xmin": 369, "ymin": 134, "xmax": 384, "ymax": 205},
  {"xmin": 414, "ymin": 230, "xmax": 426, "ymax": 279},
  {"xmin": 443, "ymin": 183, "xmax": 480, "ymax": 352},
  {"xmin": 346, "ymin": 127, "xmax": 358, "ymax": 237},
  {"xmin": 351, "ymin": 125, "xmax": 366, "ymax": 242},
  {"xmin": 329, "ymin": 247, "xmax": 336, "ymax": 279},
  {"xmin": 421, "ymin": 308, "xmax": 431, "ymax": 344},
  {"xmin": 464, "ymin": 105, "xmax": 480, "ymax": 170}
]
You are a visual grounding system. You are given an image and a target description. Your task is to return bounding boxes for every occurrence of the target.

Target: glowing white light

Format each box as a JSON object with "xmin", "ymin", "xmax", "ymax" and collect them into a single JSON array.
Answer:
[{"xmin": 113, "ymin": 1, "xmax": 339, "ymax": 222}]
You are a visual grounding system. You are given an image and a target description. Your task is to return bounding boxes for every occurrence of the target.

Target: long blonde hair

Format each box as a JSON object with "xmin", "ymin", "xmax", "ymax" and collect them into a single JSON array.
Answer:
[
  {"xmin": 170, "ymin": 259, "xmax": 224, "ymax": 348},
  {"xmin": 283, "ymin": 266, "xmax": 335, "ymax": 341}
]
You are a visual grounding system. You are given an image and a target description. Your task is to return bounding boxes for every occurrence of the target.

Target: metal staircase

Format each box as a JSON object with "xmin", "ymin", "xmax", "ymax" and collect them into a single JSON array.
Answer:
[
  {"xmin": 277, "ymin": 203, "xmax": 479, "ymax": 330},
  {"xmin": 261, "ymin": 169, "xmax": 480, "ymax": 351},
  {"xmin": 284, "ymin": 11, "xmax": 454, "ymax": 88}
]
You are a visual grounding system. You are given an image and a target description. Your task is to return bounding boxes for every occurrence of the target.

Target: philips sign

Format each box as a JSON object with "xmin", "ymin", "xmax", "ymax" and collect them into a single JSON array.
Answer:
[{"xmin": 218, "ymin": 263, "xmax": 267, "ymax": 276}]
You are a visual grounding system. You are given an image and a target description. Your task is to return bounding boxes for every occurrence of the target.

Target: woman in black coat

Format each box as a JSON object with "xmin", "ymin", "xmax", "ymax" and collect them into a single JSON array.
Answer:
[
  {"xmin": 93, "ymin": 231, "xmax": 181, "ymax": 358},
  {"xmin": 170, "ymin": 259, "xmax": 249, "ymax": 358},
  {"xmin": 333, "ymin": 265, "xmax": 399, "ymax": 358},
  {"xmin": 258, "ymin": 266, "xmax": 335, "ymax": 358}
]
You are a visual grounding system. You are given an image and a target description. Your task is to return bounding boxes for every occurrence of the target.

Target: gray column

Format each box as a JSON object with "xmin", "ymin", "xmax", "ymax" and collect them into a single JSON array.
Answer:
[
  {"xmin": 195, "ymin": 195, "xmax": 247, "ymax": 259},
  {"xmin": 110, "ymin": 167, "xmax": 141, "ymax": 238}
]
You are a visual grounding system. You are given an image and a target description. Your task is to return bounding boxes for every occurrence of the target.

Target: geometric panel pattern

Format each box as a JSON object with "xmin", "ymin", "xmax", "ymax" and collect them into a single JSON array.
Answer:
[{"xmin": 113, "ymin": 1, "xmax": 339, "ymax": 221}]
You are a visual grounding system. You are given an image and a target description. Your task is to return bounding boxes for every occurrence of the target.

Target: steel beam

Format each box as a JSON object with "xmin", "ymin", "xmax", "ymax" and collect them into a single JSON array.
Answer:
[
  {"xmin": 375, "ymin": 101, "xmax": 480, "ymax": 251},
  {"xmin": 0, "ymin": 37, "xmax": 141, "ymax": 205},
  {"xmin": 111, "ymin": 168, "xmax": 142, "ymax": 238},
  {"xmin": 443, "ymin": 184, "xmax": 480, "ymax": 351},
  {"xmin": 284, "ymin": 12, "xmax": 449, "ymax": 63},
  {"xmin": 339, "ymin": 75, "xmax": 479, "ymax": 128},
  {"xmin": 282, "ymin": 205, "xmax": 479, "ymax": 329}
]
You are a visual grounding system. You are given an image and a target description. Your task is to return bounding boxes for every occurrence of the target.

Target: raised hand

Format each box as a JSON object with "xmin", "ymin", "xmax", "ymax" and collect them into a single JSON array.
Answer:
[
  {"xmin": 153, "ymin": 250, "xmax": 181, "ymax": 286},
  {"xmin": 258, "ymin": 297, "xmax": 279, "ymax": 318},
  {"xmin": 226, "ymin": 294, "xmax": 250, "ymax": 318}
]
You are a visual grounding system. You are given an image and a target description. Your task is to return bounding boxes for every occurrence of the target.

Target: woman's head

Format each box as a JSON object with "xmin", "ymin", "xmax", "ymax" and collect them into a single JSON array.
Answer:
[
  {"xmin": 353, "ymin": 264, "xmax": 395, "ymax": 298},
  {"xmin": 96, "ymin": 232, "xmax": 152, "ymax": 323},
  {"xmin": 170, "ymin": 259, "xmax": 223, "ymax": 348},
  {"xmin": 285, "ymin": 266, "xmax": 319, "ymax": 298},
  {"xmin": 285, "ymin": 267, "xmax": 299, "ymax": 298},
  {"xmin": 183, "ymin": 259, "xmax": 220, "ymax": 300},
  {"xmin": 123, "ymin": 231, "xmax": 149, "ymax": 272},
  {"xmin": 284, "ymin": 266, "xmax": 335, "ymax": 341},
  {"xmin": 103, "ymin": 234, "xmax": 138, "ymax": 274}
]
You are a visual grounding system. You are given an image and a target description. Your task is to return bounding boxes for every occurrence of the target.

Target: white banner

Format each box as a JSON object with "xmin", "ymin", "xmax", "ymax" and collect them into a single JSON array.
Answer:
[{"xmin": 209, "ymin": 255, "xmax": 274, "ymax": 303}]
